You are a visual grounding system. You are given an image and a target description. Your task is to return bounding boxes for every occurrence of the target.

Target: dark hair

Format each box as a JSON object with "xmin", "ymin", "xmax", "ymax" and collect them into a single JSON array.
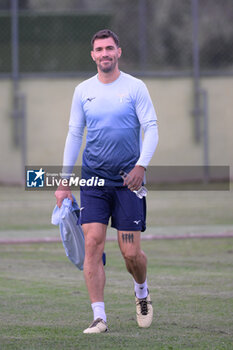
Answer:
[{"xmin": 91, "ymin": 29, "xmax": 120, "ymax": 48}]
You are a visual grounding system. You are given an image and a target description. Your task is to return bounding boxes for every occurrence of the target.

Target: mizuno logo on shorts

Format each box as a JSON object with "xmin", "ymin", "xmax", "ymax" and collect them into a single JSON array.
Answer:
[{"xmin": 134, "ymin": 220, "xmax": 141, "ymax": 225}]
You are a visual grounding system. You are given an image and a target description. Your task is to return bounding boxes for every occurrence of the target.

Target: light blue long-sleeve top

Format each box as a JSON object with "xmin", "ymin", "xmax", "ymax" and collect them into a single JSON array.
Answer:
[{"xmin": 63, "ymin": 71, "xmax": 158, "ymax": 185}]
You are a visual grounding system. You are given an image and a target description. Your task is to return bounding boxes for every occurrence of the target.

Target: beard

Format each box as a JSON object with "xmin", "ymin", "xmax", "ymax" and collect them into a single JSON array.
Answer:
[{"xmin": 98, "ymin": 58, "xmax": 117, "ymax": 73}]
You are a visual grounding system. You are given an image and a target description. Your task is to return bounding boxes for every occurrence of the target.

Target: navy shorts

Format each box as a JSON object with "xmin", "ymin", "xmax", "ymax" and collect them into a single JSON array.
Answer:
[{"xmin": 80, "ymin": 186, "xmax": 146, "ymax": 232}]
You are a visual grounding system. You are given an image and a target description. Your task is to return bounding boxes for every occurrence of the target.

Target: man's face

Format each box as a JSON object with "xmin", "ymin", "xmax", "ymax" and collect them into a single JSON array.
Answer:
[{"xmin": 91, "ymin": 37, "xmax": 122, "ymax": 73}]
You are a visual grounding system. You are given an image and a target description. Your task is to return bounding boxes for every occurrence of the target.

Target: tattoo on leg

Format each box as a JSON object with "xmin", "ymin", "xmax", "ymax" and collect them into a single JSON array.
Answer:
[{"xmin": 122, "ymin": 233, "xmax": 134, "ymax": 243}]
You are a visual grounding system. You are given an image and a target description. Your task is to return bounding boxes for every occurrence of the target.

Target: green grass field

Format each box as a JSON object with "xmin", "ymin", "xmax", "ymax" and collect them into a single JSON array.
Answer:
[{"xmin": 0, "ymin": 186, "xmax": 233, "ymax": 349}]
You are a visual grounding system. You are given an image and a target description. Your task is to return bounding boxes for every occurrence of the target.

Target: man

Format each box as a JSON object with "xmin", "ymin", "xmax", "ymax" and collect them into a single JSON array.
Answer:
[{"xmin": 55, "ymin": 29, "xmax": 159, "ymax": 333}]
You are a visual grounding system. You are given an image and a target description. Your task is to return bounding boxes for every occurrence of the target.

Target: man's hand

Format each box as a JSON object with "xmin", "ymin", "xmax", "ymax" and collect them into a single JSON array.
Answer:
[
  {"xmin": 123, "ymin": 165, "xmax": 145, "ymax": 192},
  {"xmin": 55, "ymin": 182, "xmax": 73, "ymax": 208}
]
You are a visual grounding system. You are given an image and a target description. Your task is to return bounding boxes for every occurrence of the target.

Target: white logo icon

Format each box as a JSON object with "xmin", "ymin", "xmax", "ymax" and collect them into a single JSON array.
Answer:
[
  {"xmin": 34, "ymin": 168, "xmax": 45, "ymax": 181},
  {"xmin": 118, "ymin": 93, "xmax": 127, "ymax": 103},
  {"xmin": 134, "ymin": 220, "xmax": 141, "ymax": 225},
  {"xmin": 26, "ymin": 168, "xmax": 45, "ymax": 188}
]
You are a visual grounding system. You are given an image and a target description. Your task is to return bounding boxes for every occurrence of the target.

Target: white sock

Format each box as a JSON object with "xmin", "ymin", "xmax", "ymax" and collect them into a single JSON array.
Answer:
[
  {"xmin": 134, "ymin": 278, "xmax": 148, "ymax": 299},
  {"xmin": 91, "ymin": 302, "xmax": 106, "ymax": 323}
]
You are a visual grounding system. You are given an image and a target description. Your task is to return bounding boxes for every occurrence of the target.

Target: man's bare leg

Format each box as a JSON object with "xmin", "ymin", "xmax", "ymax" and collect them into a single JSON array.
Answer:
[
  {"xmin": 118, "ymin": 230, "xmax": 153, "ymax": 328},
  {"xmin": 82, "ymin": 223, "xmax": 108, "ymax": 333},
  {"xmin": 117, "ymin": 230, "xmax": 147, "ymax": 283},
  {"xmin": 82, "ymin": 222, "xmax": 107, "ymax": 303}
]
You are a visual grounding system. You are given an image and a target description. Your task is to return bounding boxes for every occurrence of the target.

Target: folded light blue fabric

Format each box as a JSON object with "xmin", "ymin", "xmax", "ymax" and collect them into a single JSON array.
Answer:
[{"xmin": 51, "ymin": 196, "xmax": 85, "ymax": 270}]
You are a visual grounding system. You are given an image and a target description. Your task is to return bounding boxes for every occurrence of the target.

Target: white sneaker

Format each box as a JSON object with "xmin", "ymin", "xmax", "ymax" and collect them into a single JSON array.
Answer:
[
  {"xmin": 83, "ymin": 318, "xmax": 108, "ymax": 334},
  {"xmin": 135, "ymin": 290, "xmax": 153, "ymax": 328}
]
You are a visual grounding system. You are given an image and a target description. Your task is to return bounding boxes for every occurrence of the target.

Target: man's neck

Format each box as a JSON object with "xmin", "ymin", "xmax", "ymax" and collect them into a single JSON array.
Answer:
[{"xmin": 97, "ymin": 69, "xmax": 121, "ymax": 84}]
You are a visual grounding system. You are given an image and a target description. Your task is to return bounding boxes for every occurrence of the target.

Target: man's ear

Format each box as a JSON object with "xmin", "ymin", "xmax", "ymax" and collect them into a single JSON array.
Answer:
[
  {"xmin": 91, "ymin": 51, "xmax": 95, "ymax": 61},
  {"xmin": 118, "ymin": 47, "xmax": 122, "ymax": 59}
]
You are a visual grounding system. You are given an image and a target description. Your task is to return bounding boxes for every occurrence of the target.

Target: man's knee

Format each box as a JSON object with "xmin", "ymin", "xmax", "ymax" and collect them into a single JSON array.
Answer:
[
  {"xmin": 85, "ymin": 235, "xmax": 102, "ymax": 250},
  {"xmin": 122, "ymin": 248, "xmax": 139, "ymax": 262},
  {"xmin": 122, "ymin": 249, "xmax": 147, "ymax": 265},
  {"xmin": 85, "ymin": 235, "xmax": 104, "ymax": 260},
  {"xmin": 83, "ymin": 224, "xmax": 106, "ymax": 256}
]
